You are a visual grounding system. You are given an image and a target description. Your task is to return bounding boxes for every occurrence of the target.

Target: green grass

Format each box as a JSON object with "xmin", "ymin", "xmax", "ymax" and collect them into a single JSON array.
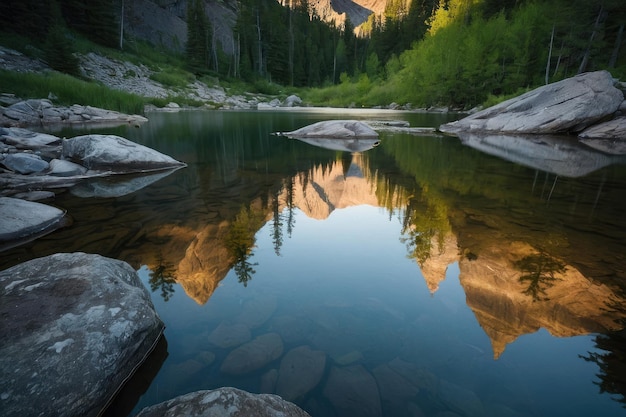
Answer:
[{"xmin": 0, "ymin": 70, "xmax": 146, "ymax": 114}]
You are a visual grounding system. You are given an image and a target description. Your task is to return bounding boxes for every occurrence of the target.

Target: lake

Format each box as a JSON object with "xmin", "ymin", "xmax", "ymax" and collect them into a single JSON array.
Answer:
[{"xmin": 3, "ymin": 109, "xmax": 626, "ymax": 417}]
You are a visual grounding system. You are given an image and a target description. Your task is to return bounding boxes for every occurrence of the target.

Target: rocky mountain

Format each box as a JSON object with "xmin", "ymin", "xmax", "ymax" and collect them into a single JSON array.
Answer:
[{"xmin": 123, "ymin": 0, "xmax": 398, "ymax": 55}]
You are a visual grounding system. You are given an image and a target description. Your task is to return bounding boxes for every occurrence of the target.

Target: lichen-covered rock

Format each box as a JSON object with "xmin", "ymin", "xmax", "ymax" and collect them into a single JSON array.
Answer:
[
  {"xmin": 0, "ymin": 253, "xmax": 164, "ymax": 417},
  {"xmin": 136, "ymin": 387, "xmax": 311, "ymax": 417},
  {"xmin": 440, "ymin": 71, "xmax": 624, "ymax": 135}
]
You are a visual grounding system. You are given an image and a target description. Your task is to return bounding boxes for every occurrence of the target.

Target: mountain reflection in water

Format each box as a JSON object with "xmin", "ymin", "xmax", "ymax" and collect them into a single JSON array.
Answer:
[{"xmin": 2, "ymin": 110, "xmax": 626, "ymax": 417}]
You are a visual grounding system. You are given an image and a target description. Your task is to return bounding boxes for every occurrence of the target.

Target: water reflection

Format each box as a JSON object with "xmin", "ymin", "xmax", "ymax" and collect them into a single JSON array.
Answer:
[
  {"xmin": 289, "ymin": 137, "xmax": 381, "ymax": 152},
  {"xmin": 3, "ymin": 111, "xmax": 626, "ymax": 416},
  {"xmin": 457, "ymin": 132, "xmax": 626, "ymax": 177}
]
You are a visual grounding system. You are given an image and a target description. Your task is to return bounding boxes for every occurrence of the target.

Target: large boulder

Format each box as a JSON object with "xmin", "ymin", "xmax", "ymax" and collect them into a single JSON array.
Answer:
[
  {"xmin": 0, "ymin": 253, "xmax": 165, "ymax": 417},
  {"xmin": 280, "ymin": 120, "xmax": 379, "ymax": 139},
  {"xmin": 0, "ymin": 196, "xmax": 67, "ymax": 251},
  {"xmin": 440, "ymin": 71, "xmax": 624, "ymax": 135},
  {"xmin": 135, "ymin": 387, "xmax": 311, "ymax": 417},
  {"xmin": 62, "ymin": 134, "xmax": 186, "ymax": 172}
]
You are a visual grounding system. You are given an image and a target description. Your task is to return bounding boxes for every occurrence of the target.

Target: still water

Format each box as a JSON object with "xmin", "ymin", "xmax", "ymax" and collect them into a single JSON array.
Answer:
[{"xmin": 4, "ymin": 109, "xmax": 626, "ymax": 417}]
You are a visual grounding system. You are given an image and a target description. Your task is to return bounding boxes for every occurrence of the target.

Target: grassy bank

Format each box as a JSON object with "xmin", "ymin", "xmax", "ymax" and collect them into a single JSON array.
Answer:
[{"xmin": 0, "ymin": 70, "xmax": 147, "ymax": 114}]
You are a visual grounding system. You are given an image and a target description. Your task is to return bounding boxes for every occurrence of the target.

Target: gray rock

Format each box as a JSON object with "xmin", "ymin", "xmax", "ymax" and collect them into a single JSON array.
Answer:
[
  {"xmin": 11, "ymin": 190, "xmax": 56, "ymax": 202},
  {"xmin": 136, "ymin": 387, "xmax": 311, "ymax": 417},
  {"xmin": 0, "ymin": 253, "xmax": 164, "ymax": 417},
  {"xmin": 207, "ymin": 321, "xmax": 252, "ymax": 349},
  {"xmin": 440, "ymin": 70, "xmax": 624, "ymax": 134},
  {"xmin": 4, "ymin": 99, "xmax": 53, "ymax": 124},
  {"xmin": 62, "ymin": 134, "xmax": 186, "ymax": 172},
  {"xmin": 1, "ymin": 127, "xmax": 61, "ymax": 148},
  {"xmin": 578, "ymin": 116, "xmax": 626, "ymax": 154},
  {"xmin": 220, "ymin": 332, "xmax": 284, "ymax": 375},
  {"xmin": 284, "ymin": 95, "xmax": 303, "ymax": 107},
  {"xmin": 276, "ymin": 345, "xmax": 326, "ymax": 401},
  {"xmin": 280, "ymin": 120, "xmax": 379, "ymax": 139},
  {"xmin": 0, "ymin": 197, "xmax": 66, "ymax": 250},
  {"xmin": 235, "ymin": 295, "xmax": 278, "ymax": 329},
  {"xmin": 292, "ymin": 137, "xmax": 380, "ymax": 153},
  {"xmin": 323, "ymin": 365, "xmax": 382, "ymax": 417},
  {"xmin": 48, "ymin": 159, "xmax": 88, "ymax": 177},
  {"xmin": 2, "ymin": 152, "xmax": 49, "ymax": 174}
]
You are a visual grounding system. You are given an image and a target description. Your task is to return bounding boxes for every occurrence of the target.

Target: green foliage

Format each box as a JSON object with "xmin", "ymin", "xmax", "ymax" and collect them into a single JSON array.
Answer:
[
  {"xmin": 44, "ymin": 22, "xmax": 80, "ymax": 76},
  {"xmin": 149, "ymin": 68, "xmax": 196, "ymax": 89},
  {"xmin": 0, "ymin": 70, "xmax": 145, "ymax": 114},
  {"xmin": 186, "ymin": 0, "xmax": 211, "ymax": 72}
]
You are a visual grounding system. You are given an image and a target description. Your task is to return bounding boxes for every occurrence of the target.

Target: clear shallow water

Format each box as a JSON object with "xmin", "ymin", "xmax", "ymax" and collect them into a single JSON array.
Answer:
[{"xmin": 3, "ymin": 109, "xmax": 626, "ymax": 417}]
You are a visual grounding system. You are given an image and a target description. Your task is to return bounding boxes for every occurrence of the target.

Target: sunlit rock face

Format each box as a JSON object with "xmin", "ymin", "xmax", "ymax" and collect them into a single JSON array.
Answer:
[
  {"xmin": 419, "ymin": 232, "xmax": 459, "ymax": 294},
  {"xmin": 293, "ymin": 155, "xmax": 379, "ymax": 220},
  {"xmin": 175, "ymin": 222, "xmax": 233, "ymax": 304},
  {"xmin": 457, "ymin": 241, "xmax": 624, "ymax": 359}
]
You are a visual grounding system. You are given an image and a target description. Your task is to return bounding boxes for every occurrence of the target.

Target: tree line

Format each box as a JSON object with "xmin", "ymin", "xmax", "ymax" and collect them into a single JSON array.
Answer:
[{"xmin": 1, "ymin": 0, "xmax": 623, "ymax": 107}]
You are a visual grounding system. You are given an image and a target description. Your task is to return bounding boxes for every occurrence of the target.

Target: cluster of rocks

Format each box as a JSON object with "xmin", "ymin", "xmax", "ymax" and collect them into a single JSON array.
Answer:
[
  {"xmin": 157, "ymin": 288, "xmax": 506, "ymax": 417},
  {"xmin": 0, "ymin": 97, "xmax": 148, "ymax": 128},
  {"xmin": 0, "ymin": 127, "xmax": 186, "ymax": 250},
  {"xmin": 0, "ymin": 252, "xmax": 311, "ymax": 417}
]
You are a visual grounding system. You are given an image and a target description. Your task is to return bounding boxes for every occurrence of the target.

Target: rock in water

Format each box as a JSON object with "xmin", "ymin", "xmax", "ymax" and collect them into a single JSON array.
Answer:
[
  {"xmin": 220, "ymin": 333, "xmax": 284, "ymax": 375},
  {"xmin": 62, "ymin": 134, "xmax": 186, "ymax": 172},
  {"xmin": 440, "ymin": 70, "xmax": 624, "ymax": 135},
  {"xmin": 281, "ymin": 120, "xmax": 379, "ymax": 139},
  {"xmin": 323, "ymin": 365, "xmax": 382, "ymax": 417},
  {"xmin": 276, "ymin": 345, "xmax": 326, "ymax": 401},
  {"xmin": 0, "ymin": 196, "xmax": 66, "ymax": 251},
  {"xmin": 135, "ymin": 387, "xmax": 311, "ymax": 417},
  {"xmin": 0, "ymin": 253, "xmax": 165, "ymax": 417}
]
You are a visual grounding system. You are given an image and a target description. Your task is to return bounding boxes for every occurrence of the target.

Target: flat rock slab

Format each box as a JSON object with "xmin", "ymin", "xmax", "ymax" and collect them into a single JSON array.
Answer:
[
  {"xmin": 0, "ymin": 196, "xmax": 66, "ymax": 250},
  {"xmin": 0, "ymin": 253, "xmax": 165, "ymax": 417},
  {"xmin": 281, "ymin": 120, "xmax": 379, "ymax": 139},
  {"xmin": 440, "ymin": 70, "xmax": 624, "ymax": 135},
  {"xmin": 136, "ymin": 387, "xmax": 311, "ymax": 417}
]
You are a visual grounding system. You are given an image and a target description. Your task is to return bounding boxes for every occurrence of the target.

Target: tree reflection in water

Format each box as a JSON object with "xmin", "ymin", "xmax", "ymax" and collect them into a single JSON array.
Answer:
[
  {"xmin": 225, "ymin": 205, "xmax": 263, "ymax": 287},
  {"xmin": 581, "ymin": 292, "xmax": 626, "ymax": 409},
  {"xmin": 148, "ymin": 253, "xmax": 176, "ymax": 301},
  {"xmin": 514, "ymin": 252, "xmax": 565, "ymax": 302}
]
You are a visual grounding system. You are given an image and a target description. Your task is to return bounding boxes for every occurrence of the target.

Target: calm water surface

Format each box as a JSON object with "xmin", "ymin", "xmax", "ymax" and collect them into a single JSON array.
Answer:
[{"xmin": 4, "ymin": 109, "xmax": 626, "ymax": 417}]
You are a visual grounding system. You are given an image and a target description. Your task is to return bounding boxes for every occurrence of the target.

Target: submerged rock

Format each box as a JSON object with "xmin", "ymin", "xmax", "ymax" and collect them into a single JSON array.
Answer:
[
  {"xmin": 280, "ymin": 120, "xmax": 379, "ymax": 139},
  {"xmin": 440, "ymin": 71, "xmax": 623, "ymax": 135},
  {"xmin": 220, "ymin": 332, "xmax": 284, "ymax": 375},
  {"xmin": 276, "ymin": 345, "xmax": 326, "ymax": 401},
  {"xmin": 135, "ymin": 387, "xmax": 311, "ymax": 417},
  {"xmin": 323, "ymin": 365, "xmax": 382, "ymax": 417},
  {"xmin": 0, "ymin": 253, "xmax": 165, "ymax": 417}
]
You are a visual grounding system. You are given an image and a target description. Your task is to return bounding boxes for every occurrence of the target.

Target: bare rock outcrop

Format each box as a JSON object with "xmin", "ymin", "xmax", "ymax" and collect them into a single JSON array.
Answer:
[
  {"xmin": 280, "ymin": 120, "xmax": 379, "ymax": 139},
  {"xmin": 440, "ymin": 71, "xmax": 624, "ymax": 135}
]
